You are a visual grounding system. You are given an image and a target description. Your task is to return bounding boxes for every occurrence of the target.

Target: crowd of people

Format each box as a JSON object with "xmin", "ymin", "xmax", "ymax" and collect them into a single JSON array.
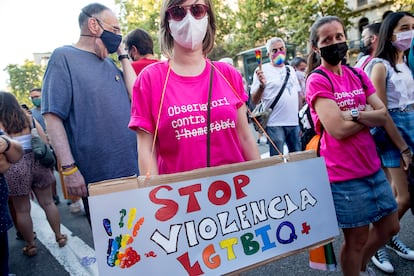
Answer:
[{"xmin": 1, "ymin": 1, "xmax": 413, "ymax": 275}]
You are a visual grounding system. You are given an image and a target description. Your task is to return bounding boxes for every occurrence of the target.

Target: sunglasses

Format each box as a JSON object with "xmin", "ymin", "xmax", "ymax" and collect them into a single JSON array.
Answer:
[
  {"xmin": 166, "ymin": 4, "xmax": 209, "ymax": 21},
  {"xmin": 271, "ymin": 47, "xmax": 285, "ymax": 54}
]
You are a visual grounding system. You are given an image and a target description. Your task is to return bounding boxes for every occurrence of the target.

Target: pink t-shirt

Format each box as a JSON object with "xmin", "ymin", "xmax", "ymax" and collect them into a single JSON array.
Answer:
[
  {"xmin": 306, "ymin": 65, "xmax": 381, "ymax": 182},
  {"xmin": 129, "ymin": 60, "xmax": 248, "ymax": 174}
]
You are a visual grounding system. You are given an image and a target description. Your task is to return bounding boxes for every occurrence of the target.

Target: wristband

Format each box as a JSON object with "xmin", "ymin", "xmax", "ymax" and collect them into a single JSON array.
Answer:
[
  {"xmin": 1, "ymin": 136, "xmax": 10, "ymax": 153},
  {"xmin": 61, "ymin": 163, "xmax": 76, "ymax": 170},
  {"xmin": 401, "ymin": 147, "xmax": 411, "ymax": 154},
  {"xmin": 118, "ymin": 54, "xmax": 129, "ymax": 61},
  {"xmin": 62, "ymin": 166, "xmax": 78, "ymax": 176}
]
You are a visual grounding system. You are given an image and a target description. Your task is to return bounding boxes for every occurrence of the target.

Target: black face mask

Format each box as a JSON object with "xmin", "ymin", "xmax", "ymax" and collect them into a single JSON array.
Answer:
[
  {"xmin": 320, "ymin": 42, "xmax": 348, "ymax": 66},
  {"xmin": 81, "ymin": 10, "xmax": 122, "ymax": 54},
  {"xmin": 360, "ymin": 40, "xmax": 372, "ymax": 55},
  {"xmin": 100, "ymin": 30, "xmax": 122, "ymax": 54}
]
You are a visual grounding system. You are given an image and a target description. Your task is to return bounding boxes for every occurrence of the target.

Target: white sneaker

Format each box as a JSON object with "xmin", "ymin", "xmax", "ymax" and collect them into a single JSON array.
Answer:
[
  {"xmin": 371, "ymin": 247, "xmax": 394, "ymax": 273},
  {"xmin": 360, "ymin": 266, "xmax": 376, "ymax": 276},
  {"xmin": 69, "ymin": 199, "xmax": 83, "ymax": 214},
  {"xmin": 386, "ymin": 235, "xmax": 414, "ymax": 260}
]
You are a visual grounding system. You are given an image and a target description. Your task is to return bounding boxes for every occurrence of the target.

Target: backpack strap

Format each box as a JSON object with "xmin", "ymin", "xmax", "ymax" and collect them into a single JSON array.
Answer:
[
  {"xmin": 307, "ymin": 69, "xmax": 332, "ymax": 157},
  {"xmin": 311, "ymin": 66, "xmax": 367, "ymax": 91},
  {"xmin": 311, "ymin": 69, "xmax": 334, "ymax": 92},
  {"xmin": 346, "ymin": 64, "xmax": 368, "ymax": 90}
]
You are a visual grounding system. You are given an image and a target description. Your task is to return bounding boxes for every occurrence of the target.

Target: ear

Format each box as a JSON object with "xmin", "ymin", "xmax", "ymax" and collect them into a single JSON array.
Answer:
[
  {"xmin": 88, "ymin": 17, "xmax": 101, "ymax": 35},
  {"xmin": 131, "ymin": 45, "xmax": 139, "ymax": 55},
  {"xmin": 311, "ymin": 45, "xmax": 320, "ymax": 55}
]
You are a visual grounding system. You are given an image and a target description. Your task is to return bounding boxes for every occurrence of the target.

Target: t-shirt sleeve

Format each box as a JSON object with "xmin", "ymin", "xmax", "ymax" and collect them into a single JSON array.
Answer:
[
  {"xmin": 129, "ymin": 68, "xmax": 155, "ymax": 133},
  {"xmin": 306, "ymin": 70, "xmax": 335, "ymax": 107},
  {"xmin": 42, "ymin": 48, "xmax": 73, "ymax": 120},
  {"xmin": 305, "ymin": 70, "xmax": 335, "ymax": 133}
]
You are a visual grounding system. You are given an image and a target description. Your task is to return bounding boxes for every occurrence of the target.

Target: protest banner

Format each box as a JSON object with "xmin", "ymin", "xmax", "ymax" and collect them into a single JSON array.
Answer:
[{"xmin": 88, "ymin": 151, "xmax": 339, "ymax": 275}]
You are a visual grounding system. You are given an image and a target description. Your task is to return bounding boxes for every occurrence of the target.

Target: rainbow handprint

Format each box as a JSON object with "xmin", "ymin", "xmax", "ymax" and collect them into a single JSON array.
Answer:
[{"xmin": 102, "ymin": 208, "xmax": 145, "ymax": 269}]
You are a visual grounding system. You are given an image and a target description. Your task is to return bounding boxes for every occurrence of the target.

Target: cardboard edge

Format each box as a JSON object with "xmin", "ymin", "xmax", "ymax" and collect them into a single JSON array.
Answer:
[
  {"xmin": 88, "ymin": 150, "xmax": 317, "ymax": 196},
  {"xmin": 88, "ymin": 176, "xmax": 139, "ymax": 196}
]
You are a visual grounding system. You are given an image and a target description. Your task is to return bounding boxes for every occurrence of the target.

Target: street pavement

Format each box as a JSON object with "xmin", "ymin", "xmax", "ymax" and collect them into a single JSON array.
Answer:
[{"xmin": 7, "ymin": 125, "xmax": 414, "ymax": 275}]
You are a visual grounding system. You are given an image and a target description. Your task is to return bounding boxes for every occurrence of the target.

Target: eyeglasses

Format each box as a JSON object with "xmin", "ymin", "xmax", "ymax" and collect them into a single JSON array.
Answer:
[
  {"xmin": 166, "ymin": 4, "xmax": 209, "ymax": 21},
  {"xmin": 271, "ymin": 47, "xmax": 285, "ymax": 54},
  {"xmin": 82, "ymin": 10, "xmax": 121, "ymax": 34},
  {"xmin": 94, "ymin": 18, "xmax": 121, "ymax": 34}
]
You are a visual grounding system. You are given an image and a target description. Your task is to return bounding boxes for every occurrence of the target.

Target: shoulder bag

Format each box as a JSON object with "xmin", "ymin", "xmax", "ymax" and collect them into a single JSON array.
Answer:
[
  {"xmin": 31, "ymin": 118, "xmax": 56, "ymax": 168},
  {"xmin": 250, "ymin": 67, "xmax": 291, "ymax": 133}
]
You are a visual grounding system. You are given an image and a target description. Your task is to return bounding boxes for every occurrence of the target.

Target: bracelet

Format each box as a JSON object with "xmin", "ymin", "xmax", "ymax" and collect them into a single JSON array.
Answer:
[
  {"xmin": 1, "ymin": 136, "xmax": 10, "ymax": 153},
  {"xmin": 62, "ymin": 166, "xmax": 78, "ymax": 176},
  {"xmin": 61, "ymin": 163, "xmax": 77, "ymax": 170},
  {"xmin": 400, "ymin": 147, "xmax": 411, "ymax": 154},
  {"xmin": 259, "ymin": 84, "xmax": 265, "ymax": 89},
  {"xmin": 118, "ymin": 54, "xmax": 129, "ymax": 61}
]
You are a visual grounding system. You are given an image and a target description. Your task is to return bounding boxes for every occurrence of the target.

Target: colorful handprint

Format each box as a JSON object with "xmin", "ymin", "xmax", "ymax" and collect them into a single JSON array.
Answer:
[{"xmin": 102, "ymin": 208, "xmax": 145, "ymax": 269}]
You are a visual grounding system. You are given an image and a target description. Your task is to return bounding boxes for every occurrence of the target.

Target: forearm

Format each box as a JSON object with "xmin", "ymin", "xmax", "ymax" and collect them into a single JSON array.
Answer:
[
  {"xmin": 117, "ymin": 45, "xmax": 135, "ymax": 100},
  {"xmin": 237, "ymin": 106, "xmax": 261, "ymax": 160},
  {"xmin": 251, "ymin": 86, "xmax": 264, "ymax": 105},
  {"xmin": 383, "ymin": 115, "xmax": 409, "ymax": 152},
  {"xmin": 120, "ymin": 58, "xmax": 136, "ymax": 100},
  {"xmin": 0, "ymin": 135, "xmax": 23, "ymax": 163},
  {"xmin": 356, "ymin": 109, "xmax": 387, "ymax": 128},
  {"xmin": 43, "ymin": 113, "xmax": 75, "ymax": 166},
  {"xmin": 137, "ymin": 131, "xmax": 159, "ymax": 176},
  {"xmin": 317, "ymin": 99, "xmax": 365, "ymax": 139}
]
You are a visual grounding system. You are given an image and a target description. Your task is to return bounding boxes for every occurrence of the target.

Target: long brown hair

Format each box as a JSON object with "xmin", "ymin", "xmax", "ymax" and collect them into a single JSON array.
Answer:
[
  {"xmin": 375, "ymin": 12, "xmax": 414, "ymax": 72},
  {"xmin": 0, "ymin": 91, "xmax": 30, "ymax": 134}
]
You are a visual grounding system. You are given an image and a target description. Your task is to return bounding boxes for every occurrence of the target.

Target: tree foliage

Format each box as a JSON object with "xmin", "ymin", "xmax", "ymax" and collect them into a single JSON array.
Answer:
[
  {"xmin": 115, "ymin": 0, "xmax": 354, "ymax": 60},
  {"xmin": 112, "ymin": 0, "xmax": 410, "ymax": 58},
  {"xmin": 282, "ymin": 0, "xmax": 353, "ymax": 54},
  {"xmin": 5, "ymin": 60, "xmax": 45, "ymax": 106},
  {"xmin": 116, "ymin": 0, "xmax": 162, "ymax": 57},
  {"xmin": 393, "ymin": 0, "xmax": 413, "ymax": 13},
  {"xmin": 4, "ymin": 0, "xmax": 412, "ymax": 98}
]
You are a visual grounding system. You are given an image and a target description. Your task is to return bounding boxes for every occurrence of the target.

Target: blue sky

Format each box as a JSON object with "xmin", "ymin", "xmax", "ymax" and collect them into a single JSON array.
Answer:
[{"xmin": 0, "ymin": 0, "xmax": 117, "ymax": 90}]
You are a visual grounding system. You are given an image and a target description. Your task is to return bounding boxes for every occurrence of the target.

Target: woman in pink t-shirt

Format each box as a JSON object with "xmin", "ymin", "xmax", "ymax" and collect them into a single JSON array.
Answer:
[
  {"xmin": 305, "ymin": 16, "xmax": 399, "ymax": 276},
  {"xmin": 129, "ymin": 0, "xmax": 260, "ymax": 175}
]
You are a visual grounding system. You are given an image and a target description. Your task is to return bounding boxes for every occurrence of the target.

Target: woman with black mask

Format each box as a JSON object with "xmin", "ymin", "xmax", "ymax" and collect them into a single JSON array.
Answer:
[{"xmin": 305, "ymin": 16, "xmax": 400, "ymax": 276}]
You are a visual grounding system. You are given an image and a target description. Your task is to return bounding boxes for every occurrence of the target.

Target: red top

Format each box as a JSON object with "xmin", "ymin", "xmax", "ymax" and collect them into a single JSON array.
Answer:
[{"xmin": 131, "ymin": 58, "xmax": 159, "ymax": 75}]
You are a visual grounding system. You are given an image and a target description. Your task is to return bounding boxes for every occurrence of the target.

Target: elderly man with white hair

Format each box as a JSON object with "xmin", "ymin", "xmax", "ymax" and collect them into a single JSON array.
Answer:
[{"xmin": 250, "ymin": 37, "xmax": 302, "ymax": 156}]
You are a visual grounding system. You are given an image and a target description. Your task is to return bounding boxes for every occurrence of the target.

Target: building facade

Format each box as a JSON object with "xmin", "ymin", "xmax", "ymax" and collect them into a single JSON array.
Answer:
[{"xmin": 347, "ymin": 0, "xmax": 412, "ymax": 63}]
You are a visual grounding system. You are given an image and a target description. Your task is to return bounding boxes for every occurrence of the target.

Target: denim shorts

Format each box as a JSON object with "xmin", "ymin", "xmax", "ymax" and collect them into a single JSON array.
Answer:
[
  {"xmin": 330, "ymin": 169, "xmax": 397, "ymax": 228},
  {"xmin": 377, "ymin": 109, "xmax": 414, "ymax": 168}
]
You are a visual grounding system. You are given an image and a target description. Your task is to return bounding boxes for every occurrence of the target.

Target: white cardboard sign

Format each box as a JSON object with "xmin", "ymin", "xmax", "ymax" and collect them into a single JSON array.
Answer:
[{"xmin": 89, "ymin": 157, "xmax": 338, "ymax": 275}]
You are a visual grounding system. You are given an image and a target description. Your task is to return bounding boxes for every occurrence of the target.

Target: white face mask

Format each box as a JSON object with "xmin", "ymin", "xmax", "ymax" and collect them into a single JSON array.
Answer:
[
  {"xmin": 392, "ymin": 30, "xmax": 414, "ymax": 51},
  {"xmin": 169, "ymin": 13, "xmax": 208, "ymax": 50}
]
